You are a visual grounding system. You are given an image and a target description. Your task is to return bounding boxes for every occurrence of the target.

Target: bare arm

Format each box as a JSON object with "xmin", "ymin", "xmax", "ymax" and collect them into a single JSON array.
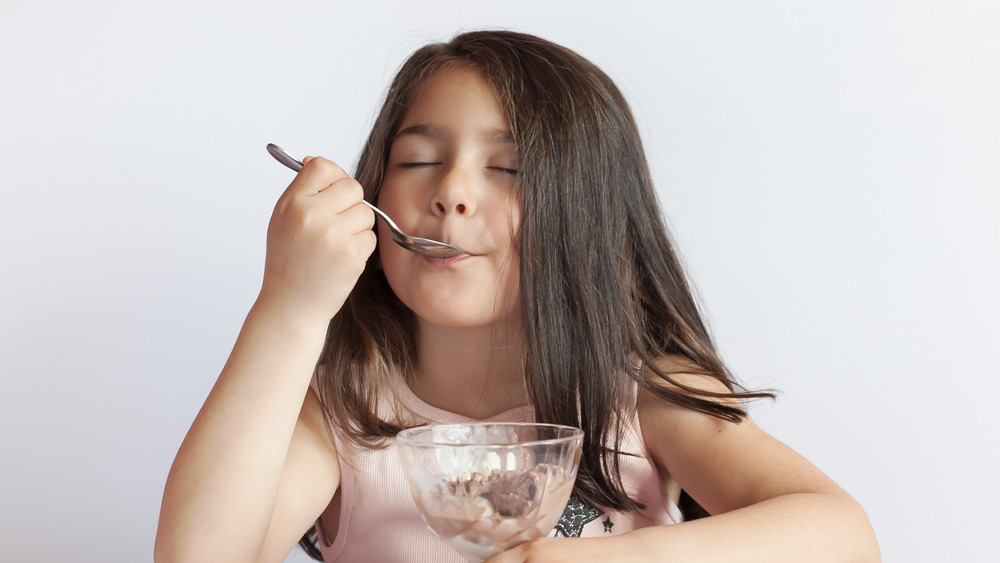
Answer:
[
  {"xmin": 155, "ymin": 157, "xmax": 376, "ymax": 563},
  {"xmin": 490, "ymin": 366, "xmax": 879, "ymax": 562},
  {"xmin": 626, "ymin": 372, "xmax": 880, "ymax": 562},
  {"xmin": 155, "ymin": 304, "xmax": 336, "ymax": 563}
]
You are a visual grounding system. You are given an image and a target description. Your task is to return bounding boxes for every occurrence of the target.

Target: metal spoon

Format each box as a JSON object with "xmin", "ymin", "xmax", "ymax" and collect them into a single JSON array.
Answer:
[{"xmin": 266, "ymin": 143, "xmax": 467, "ymax": 259}]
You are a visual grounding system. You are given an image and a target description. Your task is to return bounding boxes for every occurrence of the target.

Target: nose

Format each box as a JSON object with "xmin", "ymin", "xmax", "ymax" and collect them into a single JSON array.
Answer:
[{"xmin": 431, "ymin": 163, "xmax": 476, "ymax": 216}]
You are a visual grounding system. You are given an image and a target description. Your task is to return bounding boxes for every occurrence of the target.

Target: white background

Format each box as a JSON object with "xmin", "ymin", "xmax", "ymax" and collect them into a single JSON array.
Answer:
[{"xmin": 1, "ymin": 1, "xmax": 997, "ymax": 561}]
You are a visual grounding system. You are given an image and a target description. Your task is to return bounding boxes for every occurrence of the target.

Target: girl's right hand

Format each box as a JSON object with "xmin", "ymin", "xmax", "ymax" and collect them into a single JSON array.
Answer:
[{"xmin": 259, "ymin": 156, "xmax": 377, "ymax": 324}]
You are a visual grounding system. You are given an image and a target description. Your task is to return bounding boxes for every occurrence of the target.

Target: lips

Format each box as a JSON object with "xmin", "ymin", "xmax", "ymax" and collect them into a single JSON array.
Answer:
[{"xmin": 424, "ymin": 252, "xmax": 474, "ymax": 268}]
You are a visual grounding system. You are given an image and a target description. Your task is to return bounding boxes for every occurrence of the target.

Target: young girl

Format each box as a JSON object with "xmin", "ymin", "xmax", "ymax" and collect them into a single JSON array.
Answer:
[{"xmin": 156, "ymin": 30, "xmax": 879, "ymax": 562}]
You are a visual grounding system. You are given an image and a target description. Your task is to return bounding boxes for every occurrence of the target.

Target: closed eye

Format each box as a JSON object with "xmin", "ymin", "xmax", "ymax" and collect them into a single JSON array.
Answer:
[
  {"xmin": 399, "ymin": 162, "xmax": 441, "ymax": 169},
  {"xmin": 489, "ymin": 166, "xmax": 519, "ymax": 176}
]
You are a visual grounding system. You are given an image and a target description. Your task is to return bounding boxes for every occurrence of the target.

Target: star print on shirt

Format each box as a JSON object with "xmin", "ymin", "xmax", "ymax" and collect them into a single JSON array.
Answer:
[
  {"xmin": 554, "ymin": 496, "xmax": 602, "ymax": 537},
  {"xmin": 602, "ymin": 515, "xmax": 614, "ymax": 533}
]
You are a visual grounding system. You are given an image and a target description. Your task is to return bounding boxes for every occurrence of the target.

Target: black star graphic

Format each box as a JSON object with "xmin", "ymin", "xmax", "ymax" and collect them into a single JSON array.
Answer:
[{"xmin": 602, "ymin": 515, "xmax": 614, "ymax": 533}]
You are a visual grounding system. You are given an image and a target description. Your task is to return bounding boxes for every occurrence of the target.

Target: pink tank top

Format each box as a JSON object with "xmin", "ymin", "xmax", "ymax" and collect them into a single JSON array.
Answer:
[{"xmin": 315, "ymin": 374, "xmax": 682, "ymax": 562}]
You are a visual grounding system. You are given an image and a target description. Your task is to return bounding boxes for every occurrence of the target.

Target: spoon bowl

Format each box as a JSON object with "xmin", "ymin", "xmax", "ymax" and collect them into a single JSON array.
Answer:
[{"xmin": 266, "ymin": 143, "xmax": 468, "ymax": 259}]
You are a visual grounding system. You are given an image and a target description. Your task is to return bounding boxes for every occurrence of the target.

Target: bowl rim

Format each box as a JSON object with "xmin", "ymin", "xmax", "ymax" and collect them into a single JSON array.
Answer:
[{"xmin": 395, "ymin": 422, "xmax": 583, "ymax": 448}]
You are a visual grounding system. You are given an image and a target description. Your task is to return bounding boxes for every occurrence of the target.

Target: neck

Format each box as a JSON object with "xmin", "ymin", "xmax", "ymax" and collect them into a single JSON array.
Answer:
[{"xmin": 410, "ymin": 320, "xmax": 528, "ymax": 420}]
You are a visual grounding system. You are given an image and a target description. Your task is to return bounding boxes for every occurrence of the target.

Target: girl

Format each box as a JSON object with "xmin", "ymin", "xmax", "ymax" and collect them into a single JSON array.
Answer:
[{"xmin": 156, "ymin": 30, "xmax": 879, "ymax": 562}]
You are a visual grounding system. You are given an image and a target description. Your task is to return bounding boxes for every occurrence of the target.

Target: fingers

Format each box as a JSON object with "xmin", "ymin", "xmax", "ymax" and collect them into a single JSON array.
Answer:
[
  {"xmin": 316, "ymin": 176, "xmax": 368, "ymax": 215},
  {"xmin": 285, "ymin": 156, "xmax": 350, "ymax": 197},
  {"xmin": 340, "ymin": 199, "xmax": 377, "ymax": 235},
  {"xmin": 274, "ymin": 156, "xmax": 372, "ymax": 226}
]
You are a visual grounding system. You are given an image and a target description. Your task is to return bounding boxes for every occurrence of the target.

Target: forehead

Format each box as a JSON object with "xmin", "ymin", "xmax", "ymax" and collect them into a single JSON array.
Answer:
[{"xmin": 397, "ymin": 66, "xmax": 510, "ymax": 132}]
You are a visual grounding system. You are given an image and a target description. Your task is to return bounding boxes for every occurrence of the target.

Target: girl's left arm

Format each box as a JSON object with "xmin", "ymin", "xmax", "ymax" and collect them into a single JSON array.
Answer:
[
  {"xmin": 489, "ymin": 372, "xmax": 880, "ymax": 563},
  {"xmin": 626, "ymin": 372, "xmax": 880, "ymax": 562}
]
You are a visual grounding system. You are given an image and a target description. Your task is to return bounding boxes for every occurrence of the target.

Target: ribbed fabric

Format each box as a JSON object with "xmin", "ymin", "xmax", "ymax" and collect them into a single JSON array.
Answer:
[{"xmin": 316, "ymin": 373, "xmax": 682, "ymax": 562}]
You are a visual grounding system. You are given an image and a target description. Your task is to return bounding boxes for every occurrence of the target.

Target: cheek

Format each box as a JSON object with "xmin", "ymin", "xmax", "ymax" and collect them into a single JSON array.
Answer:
[
  {"xmin": 502, "ymin": 199, "xmax": 522, "ymax": 259},
  {"xmin": 377, "ymin": 182, "xmax": 426, "ymax": 237},
  {"xmin": 374, "ymin": 183, "xmax": 400, "ymax": 218},
  {"xmin": 375, "ymin": 175, "xmax": 411, "ymax": 207}
]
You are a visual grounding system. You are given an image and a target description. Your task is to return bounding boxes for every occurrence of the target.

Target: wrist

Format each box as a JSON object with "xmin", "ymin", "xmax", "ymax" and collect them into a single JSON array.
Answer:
[
  {"xmin": 251, "ymin": 287, "xmax": 340, "ymax": 333},
  {"xmin": 239, "ymin": 294, "xmax": 333, "ymax": 365}
]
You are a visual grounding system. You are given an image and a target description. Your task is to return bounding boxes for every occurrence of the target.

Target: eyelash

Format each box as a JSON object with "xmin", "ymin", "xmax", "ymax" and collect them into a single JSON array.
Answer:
[{"xmin": 399, "ymin": 162, "xmax": 518, "ymax": 176}]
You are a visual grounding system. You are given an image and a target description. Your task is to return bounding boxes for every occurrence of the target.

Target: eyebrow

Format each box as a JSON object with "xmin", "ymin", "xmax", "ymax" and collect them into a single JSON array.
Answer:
[{"xmin": 393, "ymin": 124, "xmax": 515, "ymax": 145}]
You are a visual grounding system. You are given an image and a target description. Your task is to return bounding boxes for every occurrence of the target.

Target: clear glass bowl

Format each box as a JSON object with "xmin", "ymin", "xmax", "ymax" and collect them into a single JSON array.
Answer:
[{"xmin": 396, "ymin": 422, "xmax": 584, "ymax": 562}]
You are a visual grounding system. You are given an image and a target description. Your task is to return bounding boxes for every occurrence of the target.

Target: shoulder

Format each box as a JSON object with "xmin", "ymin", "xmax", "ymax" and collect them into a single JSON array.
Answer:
[{"xmin": 636, "ymin": 355, "xmax": 740, "ymax": 418}]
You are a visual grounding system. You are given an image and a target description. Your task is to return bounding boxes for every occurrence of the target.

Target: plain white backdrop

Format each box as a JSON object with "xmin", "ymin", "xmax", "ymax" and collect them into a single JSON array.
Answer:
[{"xmin": 1, "ymin": 1, "xmax": 997, "ymax": 561}]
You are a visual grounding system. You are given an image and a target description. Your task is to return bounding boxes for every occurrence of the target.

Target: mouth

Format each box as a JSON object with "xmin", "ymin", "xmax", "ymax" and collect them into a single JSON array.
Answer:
[{"xmin": 423, "ymin": 252, "xmax": 474, "ymax": 267}]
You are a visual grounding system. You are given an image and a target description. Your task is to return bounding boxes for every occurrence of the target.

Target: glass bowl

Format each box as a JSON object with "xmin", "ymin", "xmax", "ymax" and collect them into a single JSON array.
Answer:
[{"xmin": 396, "ymin": 422, "xmax": 584, "ymax": 562}]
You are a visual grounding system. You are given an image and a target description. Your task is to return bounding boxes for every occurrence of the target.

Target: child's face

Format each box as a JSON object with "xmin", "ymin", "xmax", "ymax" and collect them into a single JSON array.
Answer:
[{"xmin": 377, "ymin": 66, "xmax": 521, "ymax": 333}]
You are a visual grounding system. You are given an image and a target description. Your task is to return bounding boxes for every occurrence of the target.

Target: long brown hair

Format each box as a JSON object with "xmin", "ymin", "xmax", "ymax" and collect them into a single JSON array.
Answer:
[{"xmin": 300, "ymin": 30, "xmax": 772, "ymax": 558}]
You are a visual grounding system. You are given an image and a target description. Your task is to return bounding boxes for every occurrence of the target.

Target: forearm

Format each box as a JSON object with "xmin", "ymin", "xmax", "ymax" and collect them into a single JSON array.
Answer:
[
  {"xmin": 626, "ymin": 491, "xmax": 879, "ymax": 562},
  {"xmin": 155, "ymin": 299, "xmax": 330, "ymax": 563}
]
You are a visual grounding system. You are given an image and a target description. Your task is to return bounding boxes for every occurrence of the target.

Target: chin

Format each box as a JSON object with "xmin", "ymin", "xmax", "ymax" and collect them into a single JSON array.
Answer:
[
  {"xmin": 413, "ymin": 301, "xmax": 521, "ymax": 332},
  {"xmin": 415, "ymin": 309, "xmax": 498, "ymax": 330}
]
